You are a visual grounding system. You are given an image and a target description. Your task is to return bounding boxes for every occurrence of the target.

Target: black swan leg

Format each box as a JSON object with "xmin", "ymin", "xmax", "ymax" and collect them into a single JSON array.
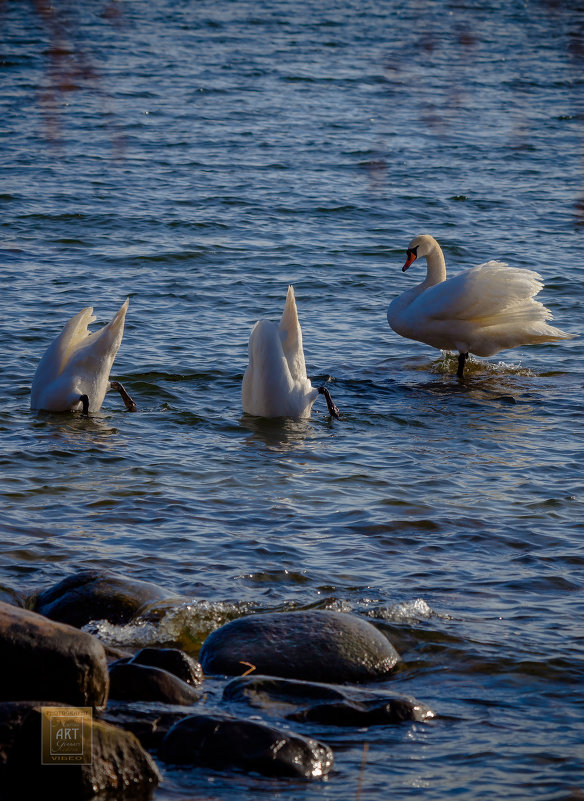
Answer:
[
  {"xmin": 79, "ymin": 394, "xmax": 89, "ymax": 415},
  {"xmin": 318, "ymin": 386, "xmax": 341, "ymax": 419},
  {"xmin": 457, "ymin": 352, "xmax": 468, "ymax": 378},
  {"xmin": 110, "ymin": 381, "xmax": 138, "ymax": 412}
]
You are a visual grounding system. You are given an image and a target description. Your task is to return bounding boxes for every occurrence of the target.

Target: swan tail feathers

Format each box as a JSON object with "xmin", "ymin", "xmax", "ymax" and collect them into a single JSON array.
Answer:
[
  {"xmin": 81, "ymin": 297, "xmax": 129, "ymax": 359},
  {"xmin": 279, "ymin": 285, "xmax": 307, "ymax": 381},
  {"xmin": 468, "ymin": 318, "xmax": 574, "ymax": 356}
]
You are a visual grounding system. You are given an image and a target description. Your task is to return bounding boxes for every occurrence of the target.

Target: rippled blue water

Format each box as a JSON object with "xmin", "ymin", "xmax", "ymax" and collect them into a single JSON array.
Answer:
[{"xmin": 1, "ymin": 1, "xmax": 584, "ymax": 798}]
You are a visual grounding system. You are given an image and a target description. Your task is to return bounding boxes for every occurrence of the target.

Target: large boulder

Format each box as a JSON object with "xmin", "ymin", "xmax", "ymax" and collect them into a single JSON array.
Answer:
[
  {"xmin": 0, "ymin": 702, "xmax": 160, "ymax": 799},
  {"xmin": 0, "ymin": 602, "xmax": 108, "ymax": 709},
  {"xmin": 159, "ymin": 713, "xmax": 333, "ymax": 778},
  {"xmin": 199, "ymin": 611, "xmax": 400, "ymax": 683},
  {"xmin": 108, "ymin": 661, "xmax": 201, "ymax": 706},
  {"xmin": 32, "ymin": 570, "xmax": 172, "ymax": 628},
  {"xmin": 224, "ymin": 675, "xmax": 434, "ymax": 726}
]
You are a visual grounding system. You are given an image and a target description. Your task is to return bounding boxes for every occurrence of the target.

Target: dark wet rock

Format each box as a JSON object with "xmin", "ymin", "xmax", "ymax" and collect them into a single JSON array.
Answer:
[
  {"xmin": 224, "ymin": 674, "xmax": 346, "ymax": 707},
  {"xmin": 200, "ymin": 611, "xmax": 400, "ymax": 683},
  {"xmin": 131, "ymin": 647, "xmax": 203, "ymax": 685},
  {"xmin": 0, "ymin": 601, "xmax": 108, "ymax": 710},
  {"xmin": 108, "ymin": 661, "xmax": 201, "ymax": 706},
  {"xmin": 104, "ymin": 643, "xmax": 133, "ymax": 663},
  {"xmin": 100, "ymin": 706, "xmax": 188, "ymax": 749},
  {"xmin": 0, "ymin": 701, "xmax": 160, "ymax": 799},
  {"xmin": 288, "ymin": 698, "xmax": 432, "ymax": 725},
  {"xmin": 33, "ymin": 569, "xmax": 172, "ymax": 628},
  {"xmin": 159, "ymin": 712, "xmax": 333, "ymax": 778},
  {"xmin": 224, "ymin": 675, "xmax": 434, "ymax": 726}
]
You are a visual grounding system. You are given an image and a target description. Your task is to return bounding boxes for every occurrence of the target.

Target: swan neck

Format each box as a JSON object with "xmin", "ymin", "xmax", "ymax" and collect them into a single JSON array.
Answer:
[{"xmin": 424, "ymin": 245, "xmax": 446, "ymax": 286}]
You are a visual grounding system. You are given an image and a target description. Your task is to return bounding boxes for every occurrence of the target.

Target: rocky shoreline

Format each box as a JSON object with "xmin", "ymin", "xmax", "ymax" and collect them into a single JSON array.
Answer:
[{"xmin": 0, "ymin": 570, "xmax": 435, "ymax": 799}]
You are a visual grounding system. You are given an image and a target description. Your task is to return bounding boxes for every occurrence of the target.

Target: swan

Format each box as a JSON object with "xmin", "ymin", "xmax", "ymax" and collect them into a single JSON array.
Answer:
[
  {"xmin": 387, "ymin": 234, "xmax": 574, "ymax": 377},
  {"xmin": 31, "ymin": 298, "xmax": 137, "ymax": 414},
  {"xmin": 242, "ymin": 285, "xmax": 340, "ymax": 419}
]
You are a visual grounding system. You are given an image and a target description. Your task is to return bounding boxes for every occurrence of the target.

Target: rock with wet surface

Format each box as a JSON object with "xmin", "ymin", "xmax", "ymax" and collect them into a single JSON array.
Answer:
[
  {"xmin": 108, "ymin": 661, "xmax": 201, "ymax": 705},
  {"xmin": 32, "ymin": 569, "xmax": 172, "ymax": 628},
  {"xmin": 288, "ymin": 696, "xmax": 432, "ymax": 725},
  {"xmin": 131, "ymin": 646, "xmax": 203, "ymax": 685},
  {"xmin": 159, "ymin": 712, "xmax": 333, "ymax": 778},
  {"xmin": 0, "ymin": 701, "xmax": 160, "ymax": 799},
  {"xmin": 0, "ymin": 601, "xmax": 108, "ymax": 709},
  {"xmin": 224, "ymin": 675, "xmax": 434, "ymax": 726},
  {"xmin": 199, "ymin": 610, "xmax": 400, "ymax": 683},
  {"xmin": 224, "ymin": 674, "xmax": 346, "ymax": 707}
]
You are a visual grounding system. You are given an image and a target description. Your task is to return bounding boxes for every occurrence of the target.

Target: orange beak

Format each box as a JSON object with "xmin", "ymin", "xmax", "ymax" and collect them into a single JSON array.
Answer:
[{"xmin": 402, "ymin": 249, "xmax": 417, "ymax": 272}]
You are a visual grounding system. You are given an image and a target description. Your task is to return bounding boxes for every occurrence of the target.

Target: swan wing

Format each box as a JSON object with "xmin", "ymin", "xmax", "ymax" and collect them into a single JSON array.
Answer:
[
  {"xmin": 410, "ymin": 262, "xmax": 548, "ymax": 323},
  {"xmin": 30, "ymin": 306, "xmax": 96, "ymax": 409}
]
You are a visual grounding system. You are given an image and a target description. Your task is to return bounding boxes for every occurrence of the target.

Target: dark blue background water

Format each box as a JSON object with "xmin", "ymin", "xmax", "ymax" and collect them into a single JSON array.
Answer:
[{"xmin": 1, "ymin": 1, "xmax": 583, "ymax": 798}]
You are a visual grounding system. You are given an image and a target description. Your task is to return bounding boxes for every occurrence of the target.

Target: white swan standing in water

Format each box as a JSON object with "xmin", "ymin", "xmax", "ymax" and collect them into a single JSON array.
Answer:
[
  {"xmin": 387, "ymin": 234, "xmax": 574, "ymax": 378},
  {"xmin": 31, "ymin": 298, "xmax": 137, "ymax": 414},
  {"xmin": 242, "ymin": 285, "xmax": 340, "ymax": 419}
]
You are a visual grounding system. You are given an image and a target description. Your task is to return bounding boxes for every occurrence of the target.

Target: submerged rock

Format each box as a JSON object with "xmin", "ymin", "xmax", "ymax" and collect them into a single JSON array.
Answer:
[
  {"xmin": 200, "ymin": 610, "xmax": 400, "ymax": 683},
  {"xmin": 100, "ymin": 706, "xmax": 188, "ymax": 749},
  {"xmin": 108, "ymin": 661, "xmax": 201, "ymax": 706},
  {"xmin": 0, "ymin": 585, "xmax": 22, "ymax": 608},
  {"xmin": 0, "ymin": 601, "xmax": 108, "ymax": 709},
  {"xmin": 32, "ymin": 569, "xmax": 171, "ymax": 628},
  {"xmin": 224, "ymin": 674, "xmax": 346, "ymax": 707},
  {"xmin": 288, "ymin": 697, "xmax": 432, "ymax": 725},
  {"xmin": 159, "ymin": 712, "xmax": 333, "ymax": 778},
  {"xmin": 131, "ymin": 646, "xmax": 203, "ymax": 685},
  {"xmin": 0, "ymin": 701, "xmax": 160, "ymax": 799},
  {"xmin": 224, "ymin": 675, "xmax": 434, "ymax": 726}
]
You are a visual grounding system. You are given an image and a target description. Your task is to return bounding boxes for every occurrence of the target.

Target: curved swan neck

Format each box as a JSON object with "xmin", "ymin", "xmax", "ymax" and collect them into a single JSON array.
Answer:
[{"xmin": 423, "ymin": 241, "xmax": 446, "ymax": 286}]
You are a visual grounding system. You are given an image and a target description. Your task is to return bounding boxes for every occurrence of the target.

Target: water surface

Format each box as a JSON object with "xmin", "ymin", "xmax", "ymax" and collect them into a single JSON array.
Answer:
[{"xmin": 1, "ymin": 1, "xmax": 583, "ymax": 799}]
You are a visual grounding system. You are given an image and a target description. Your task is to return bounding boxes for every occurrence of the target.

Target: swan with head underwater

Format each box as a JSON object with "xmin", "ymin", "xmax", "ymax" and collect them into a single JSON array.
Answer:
[
  {"xmin": 387, "ymin": 234, "xmax": 574, "ymax": 378},
  {"xmin": 242, "ymin": 285, "xmax": 340, "ymax": 419},
  {"xmin": 31, "ymin": 298, "xmax": 137, "ymax": 414}
]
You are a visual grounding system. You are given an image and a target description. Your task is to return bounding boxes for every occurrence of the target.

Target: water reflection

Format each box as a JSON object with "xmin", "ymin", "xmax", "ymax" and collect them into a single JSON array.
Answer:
[
  {"xmin": 240, "ymin": 413, "xmax": 322, "ymax": 452},
  {"xmin": 29, "ymin": 409, "xmax": 120, "ymax": 449}
]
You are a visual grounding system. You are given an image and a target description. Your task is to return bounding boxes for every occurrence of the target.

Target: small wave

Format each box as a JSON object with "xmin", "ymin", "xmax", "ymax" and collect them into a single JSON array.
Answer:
[
  {"xmin": 428, "ymin": 352, "xmax": 535, "ymax": 376},
  {"xmin": 84, "ymin": 598, "xmax": 257, "ymax": 653},
  {"xmin": 83, "ymin": 596, "xmax": 438, "ymax": 653},
  {"xmin": 365, "ymin": 598, "xmax": 438, "ymax": 623}
]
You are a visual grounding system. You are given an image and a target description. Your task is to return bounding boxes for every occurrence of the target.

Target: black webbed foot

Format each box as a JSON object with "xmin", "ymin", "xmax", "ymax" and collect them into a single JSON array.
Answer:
[
  {"xmin": 110, "ymin": 381, "xmax": 138, "ymax": 412},
  {"xmin": 318, "ymin": 386, "xmax": 341, "ymax": 419},
  {"xmin": 457, "ymin": 352, "xmax": 468, "ymax": 379}
]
